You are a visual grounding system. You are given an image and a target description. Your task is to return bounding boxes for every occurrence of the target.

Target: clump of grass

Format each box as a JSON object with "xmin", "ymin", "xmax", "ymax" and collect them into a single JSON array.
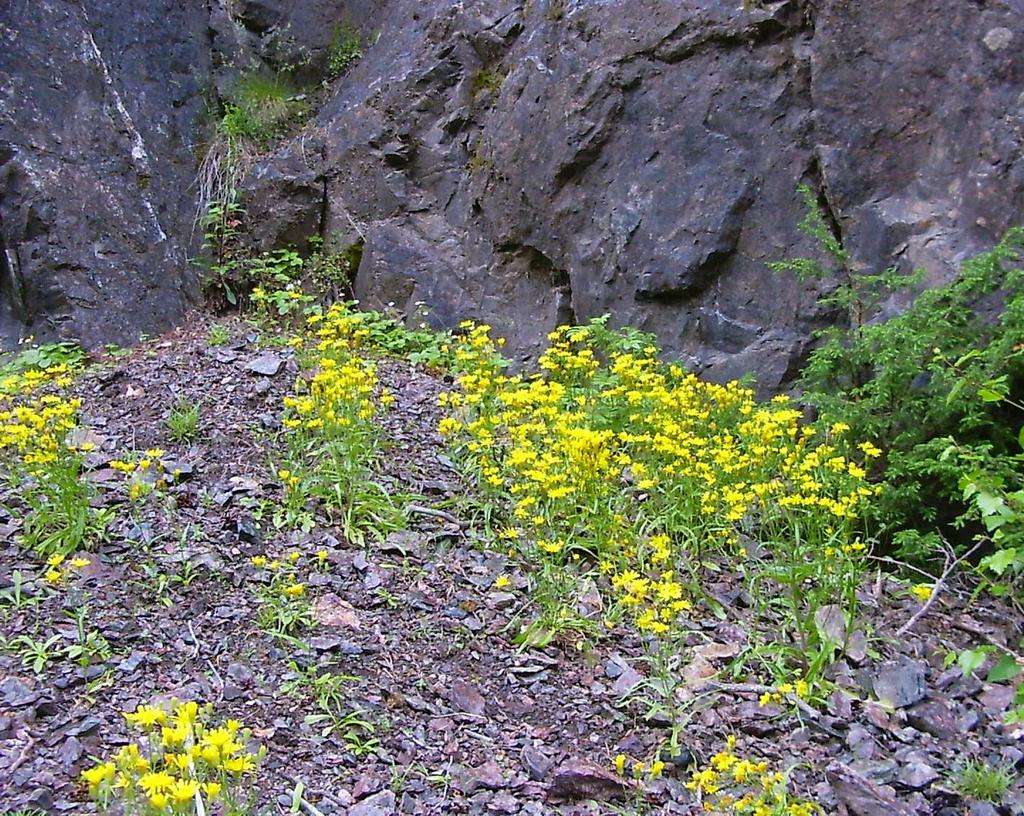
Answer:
[
  {"xmin": 196, "ymin": 69, "xmax": 305, "ymax": 229},
  {"xmin": 223, "ymin": 70, "xmax": 303, "ymax": 146},
  {"xmin": 166, "ymin": 399, "xmax": 201, "ymax": 443},
  {"xmin": 949, "ymin": 759, "xmax": 1015, "ymax": 803}
]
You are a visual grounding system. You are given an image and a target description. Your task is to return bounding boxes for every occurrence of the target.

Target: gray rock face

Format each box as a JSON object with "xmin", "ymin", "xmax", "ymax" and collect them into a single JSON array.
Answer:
[
  {"xmin": 0, "ymin": 0, "xmax": 210, "ymax": 348},
  {"xmin": 3, "ymin": 0, "xmax": 1023, "ymax": 386},
  {"xmin": 242, "ymin": 0, "xmax": 1024, "ymax": 387}
]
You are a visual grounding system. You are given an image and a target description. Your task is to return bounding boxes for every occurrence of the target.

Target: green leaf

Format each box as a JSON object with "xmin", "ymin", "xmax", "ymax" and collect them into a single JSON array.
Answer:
[
  {"xmin": 980, "ymin": 548, "xmax": 1019, "ymax": 576},
  {"xmin": 987, "ymin": 654, "xmax": 1021, "ymax": 683},
  {"xmin": 975, "ymin": 490, "xmax": 1008, "ymax": 519},
  {"xmin": 977, "ymin": 388, "xmax": 1004, "ymax": 403},
  {"xmin": 958, "ymin": 647, "xmax": 990, "ymax": 678},
  {"xmin": 1018, "ymin": 425, "xmax": 1024, "ymax": 450}
]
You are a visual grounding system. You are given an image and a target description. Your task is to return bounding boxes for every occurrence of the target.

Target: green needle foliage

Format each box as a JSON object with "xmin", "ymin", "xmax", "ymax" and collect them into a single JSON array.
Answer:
[{"xmin": 774, "ymin": 187, "xmax": 1024, "ymax": 563}]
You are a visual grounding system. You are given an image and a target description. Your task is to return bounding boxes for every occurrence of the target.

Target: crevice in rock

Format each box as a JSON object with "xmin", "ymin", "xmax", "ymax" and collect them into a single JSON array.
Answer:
[
  {"xmin": 641, "ymin": 3, "xmax": 809, "ymax": 66},
  {"xmin": 0, "ymin": 220, "xmax": 27, "ymax": 325},
  {"xmin": 318, "ymin": 174, "xmax": 329, "ymax": 241},
  {"xmin": 805, "ymin": 153, "xmax": 844, "ymax": 249}
]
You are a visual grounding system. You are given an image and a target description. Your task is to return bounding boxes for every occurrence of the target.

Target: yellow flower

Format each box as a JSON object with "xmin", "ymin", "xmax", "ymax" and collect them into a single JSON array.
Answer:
[
  {"xmin": 137, "ymin": 770, "xmax": 175, "ymax": 795},
  {"xmin": 125, "ymin": 704, "xmax": 168, "ymax": 729},
  {"xmin": 200, "ymin": 744, "xmax": 221, "ymax": 765},
  {"xmin": 46, "ymin": 553, "xmax": 65, "ymax": 567},
  {"xmin": 203, "ymin": 781, "xmax": 223, "ymax": 798},
  {"xmin": 44, "ymin": 568, "xmax": 64, "ymax": 584},
  {"xmin": 170, "ymin": 778, "xmax": 198, "ymax": 803},
  {"xmin": 70, "ymin": 557, "xmax": 91, "ymax": 568},
  {"xmin": 174, "ymin": 700, "xmax": 200, "ymax": 724},
  {"xmin": 493, "ymin": 575, "xmax": 511, "ymax": 589},
  {"xmin": 283, "ymin": 583, "xmax": 306, "ymax": 596},
  {"xmin": 223, "ymin": 754, "xmax": 256, "ymax": 774},
  {"xmin": 81, "ymin": 761, "xmax": 116, "ymax": 787},
  {"xmin": 614, "ymin": 754, "xmax": 627, "ymax": 775},
  {"xmin": 165, "ymin": 752, "xmax": 192, "ymax": 771},
  {"xmin": 858, "ymin": 441, "xmax": 882, "ymax": 458},
  {"xmin": 909, "ymin": 583, "xmax": 933, "ymax": 602}
]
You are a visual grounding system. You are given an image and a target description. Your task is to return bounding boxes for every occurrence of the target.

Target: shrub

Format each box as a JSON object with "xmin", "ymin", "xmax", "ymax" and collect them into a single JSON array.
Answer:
[{"xmin": 774, "ymin": 188, "xmax": 1024, "ymax": 560}]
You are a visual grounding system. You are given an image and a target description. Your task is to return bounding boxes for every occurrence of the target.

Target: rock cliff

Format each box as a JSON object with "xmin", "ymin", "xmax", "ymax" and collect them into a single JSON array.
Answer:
[{"xmin": 2, "ymin": 0, "xmax": 1022, "ymax": 387}]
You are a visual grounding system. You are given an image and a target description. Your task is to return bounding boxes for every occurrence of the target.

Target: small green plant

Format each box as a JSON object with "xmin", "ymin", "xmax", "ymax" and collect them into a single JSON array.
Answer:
[
  {"xmin": 940, "ymin": 369, "xmax": 1024, "ymax": 596},
  {"xmin": 0, "ymin": 569, "xmax": 49, "ymax": 615},
  {"xmin": 6, "ymin": 633, "xmax": 63, "ymax": 674},
  {"xmin": 327, "ymin": 22, "xmax": 362, "ymax": 80},
  {"xmin": 470, "ymin": 68, "xmax": 504, "ymax": 98},
  {"xmin": 199, "ymin": 197, "xmax": 246, "ymax": 308},
  {"xmin": 1, "ymin": 340, "xmax": 87, "ymax": 373},
  {"xmin": 166, "ymin": 399, "xmax": 201, "ymax": 443},
  {"xmin": 250, "ymin": 556, "xmax": 313, "ymax": 640},
  {"xmin": 279, "ymin": 662, "xmax": 373, "ymax": 744},
  {"xmin": 138, "ymin": 561, "xmax": 174, "ymax": 608},
  {"xmin": 207, "ymin": 324, "xmax": 231, "ymax": 346},
  {"xmin": 307, "ymin": 235, "xmax": 362, "ymax": 298},
  {"xmin": 949, "ymin": 758, "xmax": 1015, "ymax": 803},
  {"xmin": 65, "ymin": 605, "xmax": 113, "ymax": 669}
]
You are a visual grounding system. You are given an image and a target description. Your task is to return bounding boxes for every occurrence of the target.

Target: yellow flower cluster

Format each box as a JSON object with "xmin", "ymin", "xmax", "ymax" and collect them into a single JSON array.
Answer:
[
  {"xmin": 283, "ymin": 355, "xmax": 381, "ymax": 432},
  {"xmin": 614, "ymin": 752, "xmax": 666, "ymax": 780},
  {"xmin": 687, "ymin": 736, "xmax": 819, "ymax": 815},
  {"xmin": 42, "ymin": 552, "xmax": 91, "ymax": 585},
  {"xmin": 304, "ymin": 302, "xmax": 376, "ymax": 348},
  {"xmin": 110, "ymin": 449, "xmax": 172, "ymax": 501},
  {"xmin": 758, "ymin": 677, "xmax": 810, "ymax": 707},
  {"xmin": 81, "ymin": 700, "xmax": 263, "ymax": 813},
  {"xmin": 611, "ymin": 567, "xmax": 692, "ymax": 634},
  {"xmin": 283, "ymin": 304, "xmax": 395, "ymax": 437},
  {"xmin": 439, "ymin": 322, "xmax": 880, "ymax": 642},
  {"xmin": 0, "ymin": 363, "xmax": 80, "ymax": 473},
  {"xmin": 250, "ymin": 553, "xmax": 307, "ymax": 596}
]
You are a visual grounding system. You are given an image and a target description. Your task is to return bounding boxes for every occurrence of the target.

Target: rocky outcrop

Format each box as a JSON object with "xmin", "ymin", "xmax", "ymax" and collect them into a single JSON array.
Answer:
[
  {"xmin": 2, "ymin": 0, "xmax": 1022, "ymax": 389},
  {"xmin": 0, "ymin": 0, "xmax": 211, "ymax": 348},
  {"xmin": 241, "ymin": 0, "xmax": 1024, "ymax": 387}
]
